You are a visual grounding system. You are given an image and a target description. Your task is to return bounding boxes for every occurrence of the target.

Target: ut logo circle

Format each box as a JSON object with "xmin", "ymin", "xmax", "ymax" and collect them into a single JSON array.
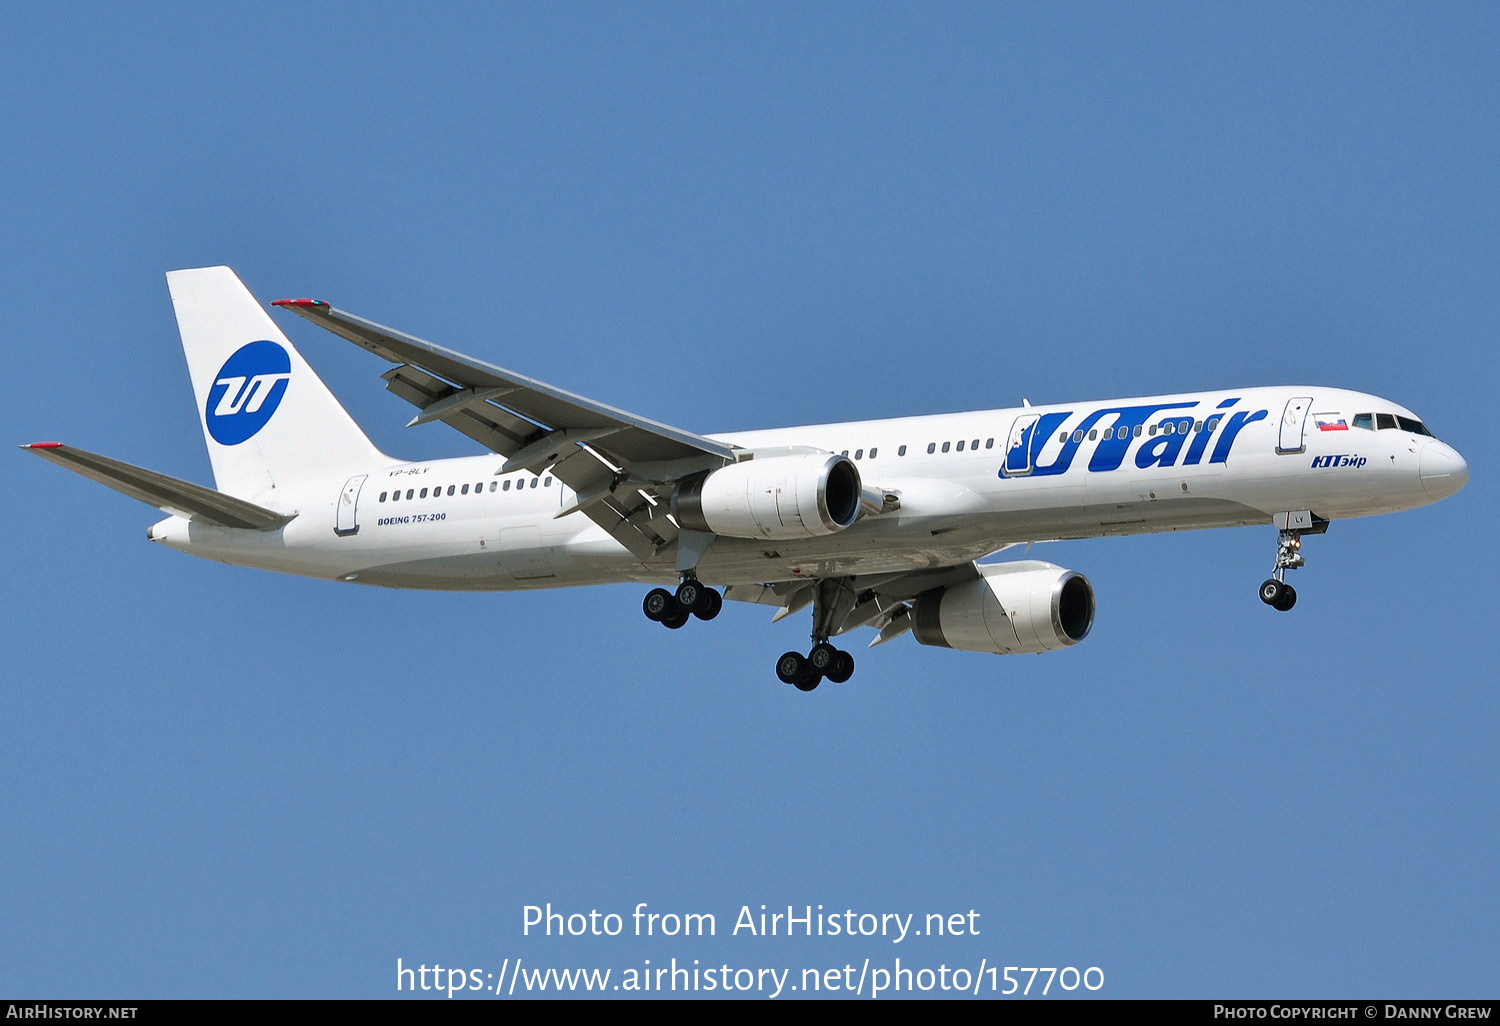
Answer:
[{"xmin": 205, "ymin": 340, "xmax": 292, "ymax": 445}]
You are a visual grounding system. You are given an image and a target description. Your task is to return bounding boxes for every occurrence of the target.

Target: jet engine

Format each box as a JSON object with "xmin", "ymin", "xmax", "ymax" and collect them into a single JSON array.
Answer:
[
  {"xmin": 673, "ymin": 453, "xmax": 863, "ymax": 541},
  {"xmin": 912, "ymin": 562, "xmax": 1094, "ymax": 655}
]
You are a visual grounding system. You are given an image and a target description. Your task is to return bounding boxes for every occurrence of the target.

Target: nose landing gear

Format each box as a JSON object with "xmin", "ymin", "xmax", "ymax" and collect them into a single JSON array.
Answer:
[
  {"xmin": 1259, "ymin": 514, "xmax": 1327, "ymax": 612},
  {"xmin": 1259, "ymin": 529, "xmax": 1303, "ymax": 611}
]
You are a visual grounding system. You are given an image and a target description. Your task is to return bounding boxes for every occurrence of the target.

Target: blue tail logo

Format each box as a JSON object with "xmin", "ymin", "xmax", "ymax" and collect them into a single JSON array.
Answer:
[{"xmin": 205, "ymin": 340, "xmax": 291, "ymax": 445}]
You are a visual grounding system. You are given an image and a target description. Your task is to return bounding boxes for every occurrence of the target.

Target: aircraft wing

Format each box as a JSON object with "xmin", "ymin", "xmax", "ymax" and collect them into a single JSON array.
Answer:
[
  {"xmin": 273, "ymin": 298, "xmax": 738, "ymax": 559},
  {"xmin": 21, "ymin": 443, "xmax": 295, "ymax": 530}
]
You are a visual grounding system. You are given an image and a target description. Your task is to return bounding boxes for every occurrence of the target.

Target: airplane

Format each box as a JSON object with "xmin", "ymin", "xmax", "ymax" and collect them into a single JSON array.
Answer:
[{"xmin": 25, "ymin": 266, "xmax": 1469, "ymax": 691}]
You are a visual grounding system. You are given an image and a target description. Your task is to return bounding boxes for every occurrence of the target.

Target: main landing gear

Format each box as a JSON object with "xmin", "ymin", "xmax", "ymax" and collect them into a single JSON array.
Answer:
[
  {"xmin": 773, "ymin": 579, "xmax": 857, "ymax": 691},
  {"xmin": 642, "ymin": 577, "xmax": 722, "ymax": 629},
  {"xmin": 775, "ymin": 644, "xmax": 855, "ymax": 691},
  {"xmin": 644, "ymin": 574, "xmax": 862, "ymax": 691}
]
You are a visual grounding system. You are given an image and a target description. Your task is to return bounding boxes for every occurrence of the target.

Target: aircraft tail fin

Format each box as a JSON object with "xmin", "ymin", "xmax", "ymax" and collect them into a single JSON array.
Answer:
[{"xmin": 167, "ymin": 266, "xmax": 387, "ymax": 499}]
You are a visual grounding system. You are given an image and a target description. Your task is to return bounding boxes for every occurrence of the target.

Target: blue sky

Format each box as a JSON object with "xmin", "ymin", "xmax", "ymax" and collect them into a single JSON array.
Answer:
[{"xmin": 3, "ymin": 3, "xmax": 1496, "ymax": 999}]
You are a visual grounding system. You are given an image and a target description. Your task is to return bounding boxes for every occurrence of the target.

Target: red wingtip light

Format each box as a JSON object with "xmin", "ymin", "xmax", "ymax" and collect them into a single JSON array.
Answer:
[
  {"xmin": 271, "ymin": 298, "xmax": 328, "ymax": 308},
  {"xmin": 28, "ymin": 441, "xmax": 64, "ymax": 449}
]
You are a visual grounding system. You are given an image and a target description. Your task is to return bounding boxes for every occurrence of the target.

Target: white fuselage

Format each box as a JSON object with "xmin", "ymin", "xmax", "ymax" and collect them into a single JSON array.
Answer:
[{"xmin": 148, "ymin": 385, "xmax": 1466, "ymax": 591}]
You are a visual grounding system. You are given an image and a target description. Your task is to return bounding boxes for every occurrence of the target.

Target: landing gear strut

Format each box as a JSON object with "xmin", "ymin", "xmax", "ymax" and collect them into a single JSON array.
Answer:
[{"xmin": 774, "ymin": 580, "xmax": 857, "ymax": 690}]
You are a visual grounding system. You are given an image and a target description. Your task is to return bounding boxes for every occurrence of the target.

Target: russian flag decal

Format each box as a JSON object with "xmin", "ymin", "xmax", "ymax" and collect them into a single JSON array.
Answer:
[{"xmin": 1314, "ymin": 413, "xmax": 1348, "ymax": 431}]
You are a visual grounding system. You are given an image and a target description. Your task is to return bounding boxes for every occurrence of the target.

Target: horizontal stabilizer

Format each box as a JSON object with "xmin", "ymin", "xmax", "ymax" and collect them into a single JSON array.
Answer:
[{"xmin": 21, "ymin": 443, "xmax": 295, "ymax": 530}]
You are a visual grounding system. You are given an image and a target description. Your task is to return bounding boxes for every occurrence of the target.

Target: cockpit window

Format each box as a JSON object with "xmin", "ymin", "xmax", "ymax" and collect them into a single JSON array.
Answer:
[
  {"xmin": 1397, "ymin": 416, "xmax": 1433, "ymax": 436},
  {"xmin": 1376, "ymin": 413, "xmax": 1397, "ymax": 430},
  {"xmin": 1352, "ymin": 413, "xmax": 1373, "ymax": 430}
]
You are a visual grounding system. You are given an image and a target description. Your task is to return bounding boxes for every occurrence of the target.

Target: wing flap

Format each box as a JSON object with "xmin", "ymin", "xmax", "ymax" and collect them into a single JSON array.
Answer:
[{"xmin": 22, "ymin": 443, "xmax": 295, "ymax": 530}]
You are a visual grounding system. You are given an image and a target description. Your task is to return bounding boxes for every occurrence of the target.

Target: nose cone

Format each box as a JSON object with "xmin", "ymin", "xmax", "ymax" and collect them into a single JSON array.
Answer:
[{"xmin": 1420, "ymin": 443, "xmax": 1470, "ymax": 501}]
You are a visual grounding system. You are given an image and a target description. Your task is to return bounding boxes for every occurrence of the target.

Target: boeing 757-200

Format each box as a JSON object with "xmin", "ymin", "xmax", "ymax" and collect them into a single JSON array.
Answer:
[{"xmin": 25, "ymin": 267, "xmax": 1469, "ymax": 689}]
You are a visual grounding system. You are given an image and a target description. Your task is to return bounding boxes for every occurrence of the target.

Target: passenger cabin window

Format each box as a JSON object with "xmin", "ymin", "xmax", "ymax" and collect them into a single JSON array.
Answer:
[
  {"xmin": 956, "ymin": 440, "xmax": 965, "ymax": 452},
  {"xmin": 405, "ymin": 489, "xmax": 414, "ymax": 500},
  {"xmin": 461, "ymin": 484, "xmax": 469, "ymax": 495},
  {"xmin": 503, "ymin": 480, "xmax": 511, "ymax": 491},
  {"xmin": 898, "ymin": 445, "xmax": 907, "ymax": 456},
  {"xmin": 1353, "ymin": 413, "xmax": 1374, "ymax": 430},
  {"xmin": 420, "ymin": 487, "xmax": 428, "ymax": 498},
  {"xmin": 379, "ymin": 491, "xmax": 387, "ymax": 502},
  {"xmin": 927, "ymin": 443, "xmax": 936, "ymax": 454},
  {"xmin": 855, "ymin": 449, "xmax": 863, "ymax": 459},
  {"xmin": 985, "ymin": 438, "xmax": 994, "ymax": 449},
  {"xmin": 869, "ymin": 447, "xmax": 878, "ymax": 458},
  {"xmin": 941, "ymin": 441, "xmax": 951, "ymax": 453}
]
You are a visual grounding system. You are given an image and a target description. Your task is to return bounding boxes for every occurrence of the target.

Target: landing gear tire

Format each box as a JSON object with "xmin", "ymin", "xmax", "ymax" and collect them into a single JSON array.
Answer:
[
  {"xmin": 1273, "ymin": 585, "xmax": 1297, "ymax": 612},
  {"xmin": 1259, "ymin": 579, "xmax": 1285, "ymax": 606},
  {"xmin": 676, "ymin": 579, "xmax": 705, "ymax": 614},
  {"xmin": 808, "ymin": 641, "xmax": 840, "ymax": 673},
  {"xmin": 694, "ymin": 587, "xmax": 722, "ymax": 621},
  {"xmin": 776, "ymin": 651, "xmax": 808, "ymax": 685},
  {"xmin": 793, "ymin": 672, "xmax": 821, "ymax": 692},
  {"xmin": 661, "ymin": 610, "xmax": 690, "ymax": 629},
  {"xmin": 643, "ymin": 588, "xmax": 676, "ymax": 622},
  {"xmin": 825, "ymin": 651, "xmax": 855, "ymax": 684}
]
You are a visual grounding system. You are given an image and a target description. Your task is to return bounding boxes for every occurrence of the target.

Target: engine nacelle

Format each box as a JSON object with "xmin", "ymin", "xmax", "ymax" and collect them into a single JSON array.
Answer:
[
  {"xmin": 673, "ymin": 453, "xmax": 863, "ymax": 540},
  {"xmin": 912, "ymin": 562, "xmax": 1094, "ymax": 655}
]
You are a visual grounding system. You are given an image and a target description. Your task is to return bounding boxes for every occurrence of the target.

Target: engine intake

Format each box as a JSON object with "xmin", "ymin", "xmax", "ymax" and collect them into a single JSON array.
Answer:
[
  {"xmin": 674, "ymin": 453, "xmax": 863, "ymax": 540},
  {"xmin": 912, "ymin": 562, "xmax": 1094, "ymax": 655}
]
